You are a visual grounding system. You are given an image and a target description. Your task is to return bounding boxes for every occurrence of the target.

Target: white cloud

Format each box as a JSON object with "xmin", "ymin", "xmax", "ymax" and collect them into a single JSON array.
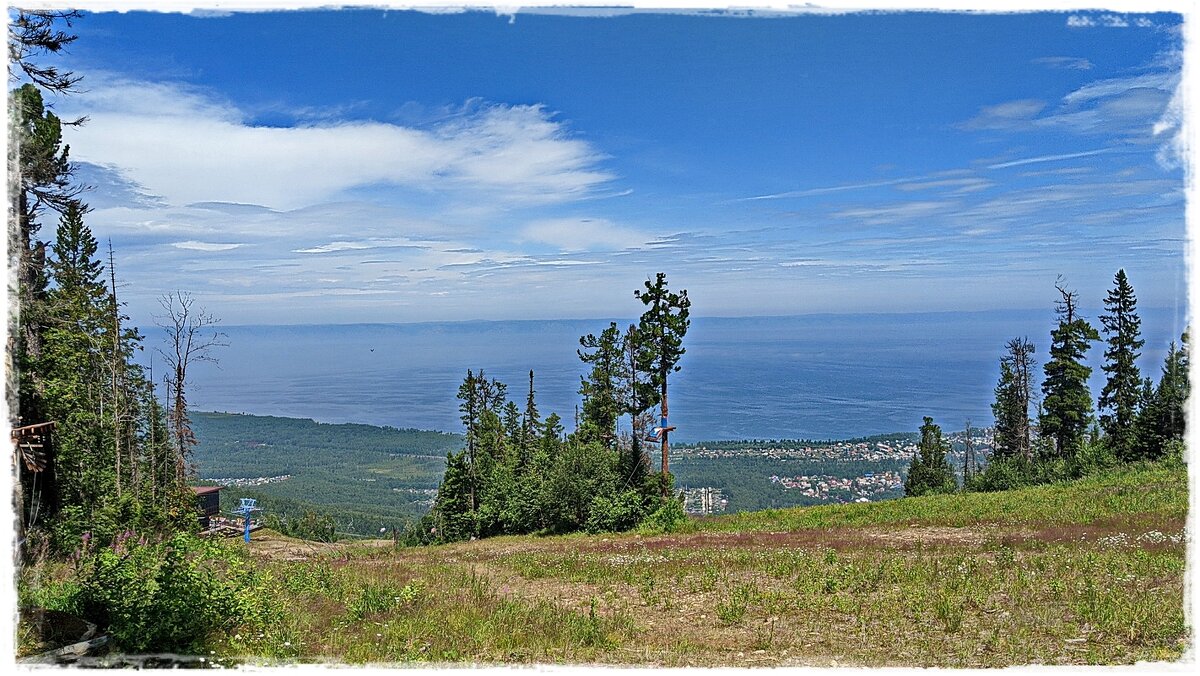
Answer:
[
  {"xmin": 520, "ymin": 217, "xmax": 651, "ymax": 251},
  {"xmin": 895, "ymin": 177, "xmax": 993, "ymax": 194},
  {"xmin": 963, "ymin": 70, "xmax": 1179, "ymax": 140},
  {"xmin": 62, "ymin": 73, "xmax": 614, "ymax": 212},
  {"xmin": 292, "ymin": 237, "xmax": 435, "ymax": 254},
  {"xmin": 986, "ymin": 149, "xmax": 1113, "ymax": 170},
  {"xmin": 1152, "ymin": 81, "xmax": 1185, "ymax": 171},
  {"xmin": 834, "ymin": 201, "xmax": 952, "ymax": 225},
  {"xmin": 962, "ymin": 99, "xmax": 1045, "ymax": 130},
  {"xmin": 1061, "ymin": 72, "xmax": 1178, "ymax": 106},
  {"xmin": 172, "ymin": 240, "xmax": 244, "ymax": 251},
  {"xmin": 1032, "ymin": 56, "xmax": 1093, "ymax": 70}
]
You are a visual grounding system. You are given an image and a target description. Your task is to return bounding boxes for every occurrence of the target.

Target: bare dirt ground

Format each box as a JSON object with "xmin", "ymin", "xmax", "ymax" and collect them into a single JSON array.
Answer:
[{"xmin": 247, "ymin": 531, "xmax": 392, "ymax": 561}]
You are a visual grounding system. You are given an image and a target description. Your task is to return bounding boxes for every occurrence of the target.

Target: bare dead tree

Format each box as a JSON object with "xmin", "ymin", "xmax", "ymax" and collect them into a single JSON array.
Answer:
[{"xmin": 155, "ymin": 291, "xmax": 227, "ymax": 485}]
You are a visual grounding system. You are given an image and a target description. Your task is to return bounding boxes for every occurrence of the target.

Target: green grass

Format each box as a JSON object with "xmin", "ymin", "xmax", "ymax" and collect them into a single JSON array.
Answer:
[
  {"xmin": 20, "ymin": 461, "xmax": 1189, "ymax": 666},
  {"xmin": 693, "ymin": 461, "xmax": 1187, "ymax": 533}
]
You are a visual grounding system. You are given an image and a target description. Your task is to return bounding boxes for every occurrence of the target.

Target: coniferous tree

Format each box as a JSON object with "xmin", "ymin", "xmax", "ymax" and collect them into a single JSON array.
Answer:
[
  {"xmin": 1098, "ymin": 269, "xmax": 1145, "ymax": 461},
  {"xmin": 521, "ymin": 369, "xmax": 540, "ymax": 461},
  {"xmin": 991, "ymin": 337, "xmax": 1036, "ymax": 462},
  {"xmin": 10, "ymin": 83, "xmax": 81, "ymax": 429},
  {"xmin": 1039, "ymin": 279, "xmax": 1100, "ymax": 460},
  {"xmin": 904, "ymin": 417, "xmax": 956, "ymax": 497},
  {"xmin": 8, "ymin": 10, "xmax": 85, "ymax": 93},
  {"xmin": 577, "ymin": 322, "xmax": 628, "ymax": 449},
  {"xmin": 39, "ymin": 203, "xmax": 111, "ymax": 527},
  {"xmin": 432, "ymin": 451, "xmax": 474, "ymax": 541},
  {"xmin": 633, "ymin": 273, "xmax": 690, "ymax": 495},
  {"xmin": 1135, "ymin": 333, "xmax": 1189, "ymax": 460},
  {"xmin": 10, "ymin": 13, "xmax": 201, "ymax": 553},
  {"xmin": 457, "ymin": 369, "xmax": 480, "ymax": 465},
  {"xmin": 502, "ymin": 400, "xmax": 522, "ymax": 446},
  {"xmin": 618, "ymin": 324, "xmax": 654, "ymax": 496}
]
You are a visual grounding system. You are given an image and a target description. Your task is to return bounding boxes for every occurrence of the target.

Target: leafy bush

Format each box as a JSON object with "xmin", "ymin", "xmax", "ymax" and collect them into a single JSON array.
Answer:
[
  {"xmin": 1076, "ymin": 437, "xmax": 1118, "ymax": 475},
  {"xmin": 638, "ymin": 496, "xmax": 690, "ymax": 534},
  {"xmin": 585, "ymin": 490, "xmax": 648, "ymax": 534},
  {"xmin": 49, "ymin": 492, "xmax": 196, "ymax": 554},
  {"xmin": 68, "ymin": 531, "xmax": 278, "ymax": 654}
]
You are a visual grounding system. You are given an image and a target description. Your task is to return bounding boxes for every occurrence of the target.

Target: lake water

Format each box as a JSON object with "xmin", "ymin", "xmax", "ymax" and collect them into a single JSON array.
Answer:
[{"xmin": 169, "ymin": 308, "xmax": 1186, "ymax": 442}]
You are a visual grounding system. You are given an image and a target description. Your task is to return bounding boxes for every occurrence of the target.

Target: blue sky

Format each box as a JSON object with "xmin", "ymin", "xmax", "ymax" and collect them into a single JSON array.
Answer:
[{"xmin": 36, "ymin": 7, "xmax": 1187, "ymax": 325}]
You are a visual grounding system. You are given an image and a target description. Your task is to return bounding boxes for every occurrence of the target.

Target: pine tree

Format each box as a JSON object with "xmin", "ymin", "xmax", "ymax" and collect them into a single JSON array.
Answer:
[
  {"xmin": 10, "ymin": 83, "xmax": 81, "ymax": 429},
  {"xmin": 904, "ymin": 417, "xmax": 956, "ymax": 497},
  {"xmin": 633, "ymin": 273, "xmax": 690, "ymax": 495},
  {"xmin": 1098, "ymin": 270, "xmax": 1145, "ymax": 461},
  {"xmin": 1039, "ymin": 279, "xmax": 1100, "ymax": 460},
  {"xmin": 991, "ymin": 337, "xmax": 1036, "ymax": 461}
]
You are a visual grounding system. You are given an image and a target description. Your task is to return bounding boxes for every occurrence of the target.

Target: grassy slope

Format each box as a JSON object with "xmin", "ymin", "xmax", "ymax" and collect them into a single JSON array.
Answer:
[{"xmin": 232, "ymin": 461, "xmax": 1190, "ymax": 667}]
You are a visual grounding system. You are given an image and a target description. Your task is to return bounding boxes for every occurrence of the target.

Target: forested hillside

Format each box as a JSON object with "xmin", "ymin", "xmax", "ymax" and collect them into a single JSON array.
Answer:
[{"xmin": 190, "ymin": 412, "xmax": 460, "ymax": 535}]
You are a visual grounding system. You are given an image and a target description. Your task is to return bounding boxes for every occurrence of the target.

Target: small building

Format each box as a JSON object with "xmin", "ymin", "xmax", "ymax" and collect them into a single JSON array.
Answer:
[{"xmin": 191, "ymin": 486, "xmax": 222, "ymax": 529}]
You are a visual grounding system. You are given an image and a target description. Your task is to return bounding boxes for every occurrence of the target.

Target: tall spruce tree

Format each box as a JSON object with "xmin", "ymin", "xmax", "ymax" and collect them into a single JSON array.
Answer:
[
  {"xmin": 992, "ymin": 337, "xmax": 1036, "ymax": 462},
  {"xmin": 1134, "ymin": 332, "xmax": 1189, "ymax": 460},
  {"xmin": 1098, "ymin": 270, "xmax": 1145, "ymax": 461},
  {"xmin": 633, "ymin": 273, "xmax": 690, "ymax": 495},
  {"xmin": 577, "ymin": 322, "xmax": 628, "ymax": 449},
  {"xmin": 1039, "ymin": 279, "xmax": 1100, "ymax": 460},
  {"xmin": 521, "ymin": 369, "xmax": 539, "ymax": 460},
  {"xmin": 39, "ymin": 203, "xmax": 111, "ymax": 523}
]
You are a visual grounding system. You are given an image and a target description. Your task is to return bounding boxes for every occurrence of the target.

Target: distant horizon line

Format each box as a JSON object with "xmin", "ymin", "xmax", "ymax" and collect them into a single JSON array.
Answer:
[
  {"xmin": 135, "ymin": 304, "xmax": 1188, "ymax": 332},
  {"xmin": 193, "ymin": 409, "xmax": 958, "ymax": 446}
]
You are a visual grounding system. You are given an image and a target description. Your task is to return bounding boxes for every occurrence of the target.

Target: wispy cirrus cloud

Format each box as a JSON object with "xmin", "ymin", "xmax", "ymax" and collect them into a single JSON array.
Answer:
[
  {"xmin": 520, "ymin": 217, "xmax": 653, "ymax": 251},
  {"xmin": 1032, "ymin": 56, "xmax": 1093, "ymax": 70},
  {"xmin": 292, "ymin": 237, "xmax": 435, "ymax": 254},
  {"xmin": 172, "ymin": 240, "xmax": 245, "ymax": 252},
  {"xmin": 960, "ymin": 99, "xmax": 1047, "ymax": 131},
  {"xmin": 985, "ymin": 148, "xmax": 1114, "ymax": 170},
  {"xmin": 961, "ymin": 70, "xmax": 1180, "ymax": 139}
]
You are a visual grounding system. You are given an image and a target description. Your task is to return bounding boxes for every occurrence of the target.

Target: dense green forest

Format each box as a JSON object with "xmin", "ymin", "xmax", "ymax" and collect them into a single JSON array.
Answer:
[
  {"xmin": 421, "ymin": 272, "xmax": 694, "ymax": 542},
  {"xmin": 9, "ymin": 11, "xmax": 213, "ymax": 556},
  {"xmin": 190, "ymin": 412, "xmax": 459, "ymax": 535},
  {"xmin": 190, "ymin": 412, "xmax": 461, "ymax": 475}
]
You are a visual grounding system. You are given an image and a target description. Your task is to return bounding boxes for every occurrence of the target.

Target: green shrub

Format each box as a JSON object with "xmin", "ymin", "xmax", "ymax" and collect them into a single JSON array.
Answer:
[
  {"xmin": 638, "ymin": 496, "xmax": 690, "ymax": 534},
  {"xmin": 585, "ymin": 490, "xmax": 647, "ymax": 534},
  {"xmin": 68, "ymin": 531, "xmax": 278, "ymax": 654},
  {"xmin": 715, "ymin": 583, "xmax": 756, "ymax": 626}
]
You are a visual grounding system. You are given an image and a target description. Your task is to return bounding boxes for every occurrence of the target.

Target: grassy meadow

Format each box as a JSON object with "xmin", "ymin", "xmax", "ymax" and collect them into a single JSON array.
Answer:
[{"xmin": 194, "ymin": 461, "xmax": 1192, "ymax": 667}]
